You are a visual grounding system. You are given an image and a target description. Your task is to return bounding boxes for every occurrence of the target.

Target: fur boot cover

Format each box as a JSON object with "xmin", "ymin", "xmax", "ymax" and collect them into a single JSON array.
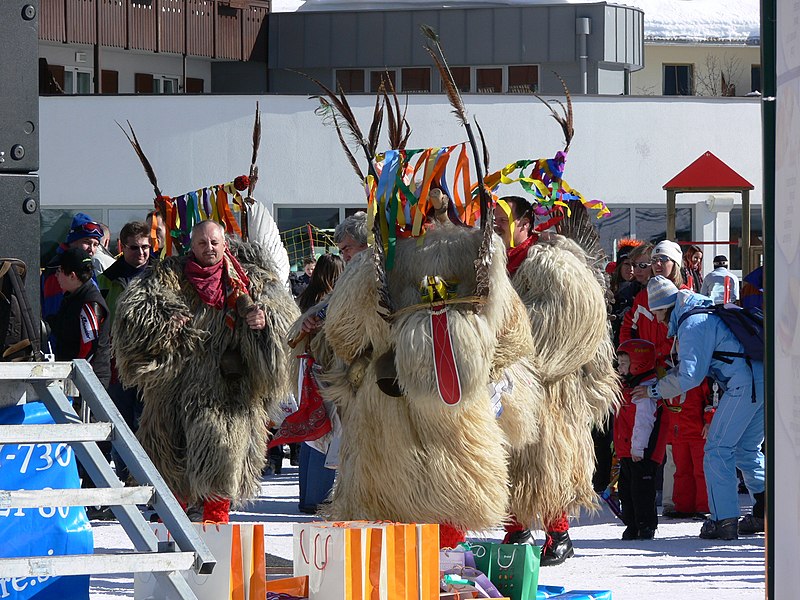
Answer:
[
  {"xmin": 112, "ymin": 237, "xmax": 299, "ymax": 505},
  {"xmin": 319, "ymin": 225, "xmax": 543, "ymax": 533},
  {"xmin": 507, "ymin": 234, "xmax": 621, "ymax": 527}
]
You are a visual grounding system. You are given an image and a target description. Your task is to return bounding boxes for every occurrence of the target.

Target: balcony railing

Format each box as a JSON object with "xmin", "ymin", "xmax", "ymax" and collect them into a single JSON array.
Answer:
[{"xmin": 40, "ymin": 0, "xmax": 269, "ymax": 61}]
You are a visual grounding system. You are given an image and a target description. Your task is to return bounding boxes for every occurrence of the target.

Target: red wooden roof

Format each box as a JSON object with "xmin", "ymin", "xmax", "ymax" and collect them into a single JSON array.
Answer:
[{"xmin": 663, "ymin": 151, "xmax": 754, "ymax": 191}]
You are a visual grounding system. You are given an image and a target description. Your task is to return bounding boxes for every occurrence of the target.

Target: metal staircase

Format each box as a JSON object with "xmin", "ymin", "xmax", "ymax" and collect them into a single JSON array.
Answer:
[{"xmin": 0, "ymin": 360, "xmax": 216, "ymax": 598}]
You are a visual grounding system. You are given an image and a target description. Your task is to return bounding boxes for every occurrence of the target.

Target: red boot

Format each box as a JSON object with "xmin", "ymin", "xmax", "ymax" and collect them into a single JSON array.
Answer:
[{"xmin": 203, "ymin": 498, "xmax": 231, "ymax": 523}]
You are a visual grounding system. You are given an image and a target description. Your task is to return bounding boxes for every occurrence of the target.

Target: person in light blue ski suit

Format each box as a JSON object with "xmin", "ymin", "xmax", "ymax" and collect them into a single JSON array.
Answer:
[{"xmin": 632, "ymin": 275, "xmax": 765, "ymax": 540}]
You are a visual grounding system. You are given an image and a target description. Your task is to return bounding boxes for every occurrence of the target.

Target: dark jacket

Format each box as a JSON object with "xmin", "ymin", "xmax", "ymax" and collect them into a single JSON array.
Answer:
[{"xmin": 48, "ymin": 279, "xmax": 111, "ymax": 388}]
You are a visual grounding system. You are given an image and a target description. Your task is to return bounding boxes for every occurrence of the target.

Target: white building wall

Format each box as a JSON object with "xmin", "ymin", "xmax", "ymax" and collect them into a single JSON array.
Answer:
[
  {"xmin": 39, "ymin": 93, "xmax": 761, "ymax": 244},
  {"xmin": 632, "ymin": 43, "xmax": 761, "ymax": 96}
]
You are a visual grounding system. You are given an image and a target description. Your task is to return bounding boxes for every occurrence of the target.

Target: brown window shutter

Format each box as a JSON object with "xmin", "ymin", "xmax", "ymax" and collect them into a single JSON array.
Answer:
[
  {"xmin": 135, "ymin": 73, "xmax": 154, "ymax": 94},
  {"xmin": 186, "ymin": 77, "xmax": 204, "ymax": 94},
  {"xmin": 101, "ymin": 70, "xmax": 119, "ymax": 94}
]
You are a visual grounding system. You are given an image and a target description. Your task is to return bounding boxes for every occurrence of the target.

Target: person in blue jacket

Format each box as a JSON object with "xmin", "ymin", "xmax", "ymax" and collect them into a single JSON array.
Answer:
[{"xmin": 632, "ymin": 275, "xmax": 765, "ymax": 540}]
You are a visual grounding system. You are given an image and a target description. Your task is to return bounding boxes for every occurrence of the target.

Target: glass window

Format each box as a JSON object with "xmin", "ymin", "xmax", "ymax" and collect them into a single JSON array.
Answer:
[
  {"xmin": 335, "ymin": 69, "xmax": 365, "ymax": 93},
  {"xmin": 729, "ymin": 206, "xmax": 764, "ymax": 270},
  {"xmin": 401, "ymin": 67, "xmax": 430, "ymax": 93},
  {"xmin": 663, "ymin": 64, "xmax": 693, "ymax": 95},
  {"xmin": 448, "ymin": 67, "xmax": 471, "ymax": 93},
  {"xmin": 76, "ymin": 71, "xmax": 92, "ymax": 94},
  {"xmin": 62, "ymin": 68, "xmax": 93, "ymax": 94},
  {"xmin": 508, "ymin": 65, "xmax": 539, "ymax": 93},
  {"xmin": 370, "ymin": 70, "xmax": 396, "ymax": 93},
  {"xmin": 633, "ymin": 207, "xmax": 692, "ymax": 245},
  {"xmin": 277, "ymin": 207, "xmax": 341, "ymax": 267},
  {"xmin": 751, "ymin": 65, "xmax": 761, "ymax": 93},
  {"xmin": 476, "ymin": 68, "xmax": 502, "ymax": 93},
  {"xmin": 594, "ymin": 207, "xmax": 631, "ymax": 257}
]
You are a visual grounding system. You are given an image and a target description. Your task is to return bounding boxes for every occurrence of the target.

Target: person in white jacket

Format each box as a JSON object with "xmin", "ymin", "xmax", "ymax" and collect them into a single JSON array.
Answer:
[{"xmin": 699, "ymin": 255, "xmax": 739, "ymax": 304}]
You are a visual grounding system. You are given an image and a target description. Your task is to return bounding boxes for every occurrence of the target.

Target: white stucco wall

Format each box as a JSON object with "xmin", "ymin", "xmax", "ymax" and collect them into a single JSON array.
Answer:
[
  {"xmin": 631, "ymin": 43, "xmax": 761, "ymax": 96},
  {"xmin": 38, "ymin": 93, "xmax": 761, "ymax": 260}
]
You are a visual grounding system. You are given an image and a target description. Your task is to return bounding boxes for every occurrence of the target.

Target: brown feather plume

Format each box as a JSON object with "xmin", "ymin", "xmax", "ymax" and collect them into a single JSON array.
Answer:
[
  {"xmin": 247, "ymin": 102, "xmax": 261, "ymax": 200},
  {"xmin": 533, "ymin": 72, "xmax": 574, "ymax": 152},
  {"xmin": 475, "ymin": 117, "xmax": 491, "ymax": 173},
  {"xmin": 555, "ymin": 199, "xmax": 607, "ymax": 268},
  {"xmin": 117, "ymin": 120, "xmax": 162, "ymax": 199},
  {"xmin": 316, "ymin": 98, "xmax": 365, "ymax": 181},
  {"xmin": 381, "ymin": 74, "xmax": 411, "ymax": 150},
  {"xmin": 368, "ymin": 92, "xmax": 385, "ymax": 157}
]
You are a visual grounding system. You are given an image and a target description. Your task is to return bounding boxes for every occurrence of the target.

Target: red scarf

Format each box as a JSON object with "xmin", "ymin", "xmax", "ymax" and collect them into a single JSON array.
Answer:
[
  {"xmin": 184, "ymin": 250, "xmax": 251, "ymax": 328},
  {"xmin": 506, "ymin": 235, "xmax": 538, "ymax": 277}
]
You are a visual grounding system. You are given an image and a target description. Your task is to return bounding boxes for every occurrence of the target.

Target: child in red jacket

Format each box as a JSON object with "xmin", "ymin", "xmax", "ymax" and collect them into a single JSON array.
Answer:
[
  {"xmin": 662, "ymin": 380, "xmax": 714, "ymax": 518},
  {"xmin": 615, "ymin": 339, "xmax": 670, "ymax": 540}
]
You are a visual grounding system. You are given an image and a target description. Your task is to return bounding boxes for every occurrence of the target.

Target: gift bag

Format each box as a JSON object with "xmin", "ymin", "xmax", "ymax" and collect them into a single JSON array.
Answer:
[
  {"xmin": 550, "ymin": 591, "xmax": 612, "ymax": 600},
  {"xmin": 293, "ymin": 522, "xmax": 319, "ymax": 577},
  {"xmin": 489, "ymin": 544, "xmax": 540, "ymax": 600},
  {"xmin": 307, "ymin": 523, "xmax": 364, "ymax": 600},
  {"xmin": 417, "ymin": 523, "xmax": 440, "ymax": 600},
  {"xmin": 135, "ymin": 522, "xmax": 266, "ymax": 600},
  {"xmin": 468, "ymin": 542, "xmax": 493, "ymax": 580},
  {"xmin": 536, "ymin": 584, "xmax": 567, "ymax": 599},
  {"xmin": 266, "ymin": 575, "xmax": 308, "ymax": 597},
  {"xmin": 442, "ymin": 567, "xmax": 503, "ymax": 598}
]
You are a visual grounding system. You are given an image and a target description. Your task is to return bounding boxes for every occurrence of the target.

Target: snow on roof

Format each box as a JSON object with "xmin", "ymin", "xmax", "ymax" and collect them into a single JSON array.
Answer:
[{"xmin": 270, "ymin": 0, "xmax": 760, "ymax": 44}]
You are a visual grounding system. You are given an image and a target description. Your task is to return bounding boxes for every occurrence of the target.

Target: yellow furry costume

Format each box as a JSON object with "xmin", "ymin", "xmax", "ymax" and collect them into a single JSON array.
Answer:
[{"xmin": 507, "ymin": 235, "xmax": 620, "ymax": 527}]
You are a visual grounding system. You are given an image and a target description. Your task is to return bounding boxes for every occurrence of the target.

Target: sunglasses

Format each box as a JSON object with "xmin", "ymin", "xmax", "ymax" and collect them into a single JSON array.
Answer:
[
  {"xmin": 651, "ymin": 255, "xmax": 673, "ymax": 264},
  {"xmin": 634, "ymin": 262, "xmax": 651, "ymax": 269},
  {"xmin": 125, "ymin": 244, "xmax": 151, "ymax": 252}
]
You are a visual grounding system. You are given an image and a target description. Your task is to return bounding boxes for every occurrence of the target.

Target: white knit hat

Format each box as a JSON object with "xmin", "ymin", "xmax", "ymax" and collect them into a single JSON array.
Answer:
[
  {"xmin": 647, "ymin": 275, "xmax": 679, "ymax": 311},
  {"xmin": 651, "ymin": 240, "xmax": 683, "ymax": 265}
]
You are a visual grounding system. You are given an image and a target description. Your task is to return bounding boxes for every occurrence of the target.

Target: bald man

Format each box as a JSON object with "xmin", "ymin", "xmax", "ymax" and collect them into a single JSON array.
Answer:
[{"xmin": 113, "ymin": 219, "xmax": 299, "ymax": 522}]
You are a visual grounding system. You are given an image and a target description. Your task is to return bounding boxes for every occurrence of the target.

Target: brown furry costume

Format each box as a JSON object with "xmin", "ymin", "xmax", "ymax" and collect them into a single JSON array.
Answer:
[
  {"xmin": 113, "ymin": 237, "xmax": 299, "ymax": 505},
  {"xmin": 508, "ymin": 234, "xmax": 620, "ymax": 527}
]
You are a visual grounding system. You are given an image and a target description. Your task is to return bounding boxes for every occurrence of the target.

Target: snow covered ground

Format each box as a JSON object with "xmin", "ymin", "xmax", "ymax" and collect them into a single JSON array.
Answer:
[{"xmin": 90, "ymin": 464, "xmax": 765, "ymax": 600}]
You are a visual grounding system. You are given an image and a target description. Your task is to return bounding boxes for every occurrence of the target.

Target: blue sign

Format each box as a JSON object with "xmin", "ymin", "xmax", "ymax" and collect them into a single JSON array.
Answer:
[{"xmin": 0, "ymin": 402, "xmax": 93, "ymax": 599}]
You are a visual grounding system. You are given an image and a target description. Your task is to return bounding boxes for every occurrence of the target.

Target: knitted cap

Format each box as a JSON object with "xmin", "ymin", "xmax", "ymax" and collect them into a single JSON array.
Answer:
[
  {"xmin": 647, "ymin": 275, "xmax": 679, "ymax": 311},
  {"xmin": 55, "ymin": 247, "xmax": 94, "ymax": 275},
  {"xmin": 713, "ymin": 255, "xmax": 728, "ymax": 267},
  {"xmin": 65, "ymin": 213, "xmax": 103, "ymax": 245},
  {"xmin": 617, "ymin": 338, "xmax": 656, "ymax": 376},
  {"xmin": 651, "ymin": 240, "xmax": 682, "ymax": 265}
]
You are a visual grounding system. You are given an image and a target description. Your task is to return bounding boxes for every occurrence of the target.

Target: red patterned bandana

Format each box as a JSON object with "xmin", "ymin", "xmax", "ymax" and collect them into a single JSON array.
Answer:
[{"xmin": 184, "ymin": 250, "xmax": 251, "ymax": 329}]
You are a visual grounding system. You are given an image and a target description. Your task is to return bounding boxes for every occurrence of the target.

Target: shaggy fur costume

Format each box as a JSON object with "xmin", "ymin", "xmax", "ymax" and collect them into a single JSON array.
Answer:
[
  {"xmin": 113, "ymin": 238, "xmax": 299, "ymax": 505},
  {"xmin": 508, "ymin": 235, "xmax": 621, "ymax": 527},
  {"xmin": 313, "ymin": 225, "xmax": 544, "ymax": 533}
]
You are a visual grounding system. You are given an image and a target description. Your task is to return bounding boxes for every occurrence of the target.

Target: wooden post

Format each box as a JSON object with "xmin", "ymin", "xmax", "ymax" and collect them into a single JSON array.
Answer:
[
  {"xmin": 742, "ymin": 189, "xmax": 751, "ymax": 275},
  {"xmin": 666, "ymin": 189, "xmax": 677, "ymax": 239}
]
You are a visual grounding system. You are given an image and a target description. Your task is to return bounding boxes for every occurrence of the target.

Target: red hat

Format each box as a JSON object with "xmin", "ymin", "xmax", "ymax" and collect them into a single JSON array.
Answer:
[{"xmin": 617, "ymin": 339, "xmax": 656, "ymax": 376}]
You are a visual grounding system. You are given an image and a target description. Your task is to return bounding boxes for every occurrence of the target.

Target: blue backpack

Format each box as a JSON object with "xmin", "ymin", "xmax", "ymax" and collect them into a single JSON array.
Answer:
[{"xmin": 677, "ymin": 304, "xmax": 764, "ymax": 363}]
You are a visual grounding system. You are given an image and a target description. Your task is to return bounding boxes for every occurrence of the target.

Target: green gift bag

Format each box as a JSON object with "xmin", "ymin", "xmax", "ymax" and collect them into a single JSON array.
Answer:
[
  {"xmin": 490, "ymin": 543, "xmax": 540, "ymax": 600},
  {"xmin": 468, "ymin": 541, "xmax": 494, "ymax": 579}
]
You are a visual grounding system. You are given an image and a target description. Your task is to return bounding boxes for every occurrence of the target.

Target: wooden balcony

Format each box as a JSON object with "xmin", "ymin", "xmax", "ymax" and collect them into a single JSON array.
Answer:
[{"xmin": 40, "ymin": 0, "xmax": 269, "ymax": 61}]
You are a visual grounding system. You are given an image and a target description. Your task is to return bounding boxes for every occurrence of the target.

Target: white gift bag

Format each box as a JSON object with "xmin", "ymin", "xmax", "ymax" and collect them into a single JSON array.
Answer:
[
  {"xmin": 134, "ymin": 522, "xmax": 266, "ymax": 600},
  {"xmin": 293, "ymin": 521, "xmax": 317, "ymax": 577}
]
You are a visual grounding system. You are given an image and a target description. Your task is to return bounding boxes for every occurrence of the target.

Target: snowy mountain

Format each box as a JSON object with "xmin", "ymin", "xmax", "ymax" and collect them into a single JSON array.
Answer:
[{"xmin": 270, "ymin": 0, "xmax": 760, "ymax": 43}]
